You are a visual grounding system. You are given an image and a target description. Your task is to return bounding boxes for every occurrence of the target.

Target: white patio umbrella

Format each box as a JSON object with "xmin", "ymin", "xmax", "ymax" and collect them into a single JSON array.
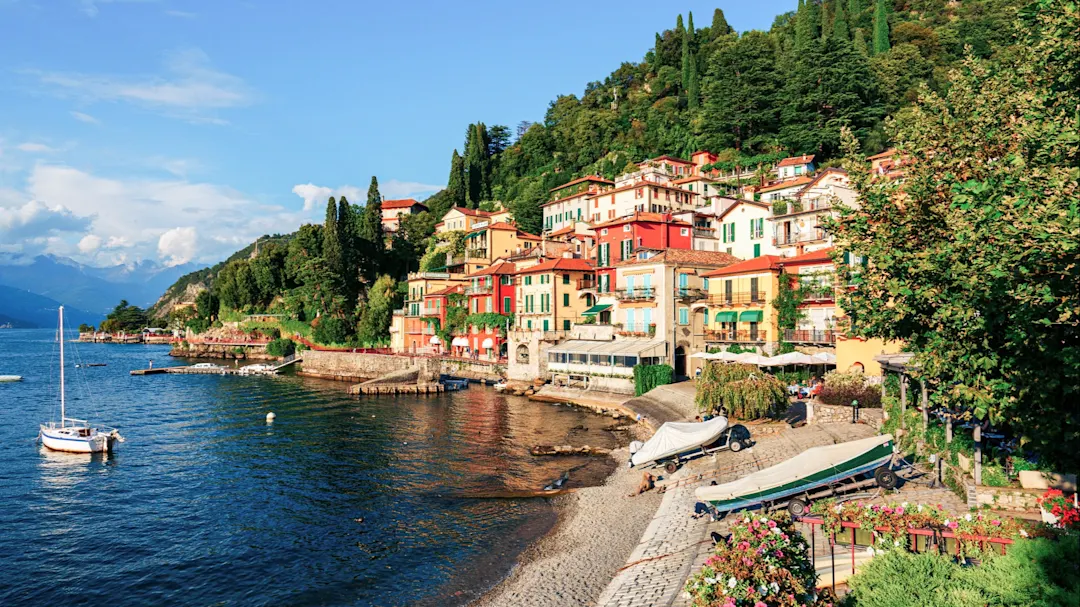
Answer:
[
  {"xmin": 690, "ymin": 352, "xmax": 711, "ymax": 359},
  {"xmin": 812, "ymin": 351, "xmax": 837, "ymax": 364},
  {"xmin": 770, "ymin": 351, "xmax": 815, "ymax": 365}
]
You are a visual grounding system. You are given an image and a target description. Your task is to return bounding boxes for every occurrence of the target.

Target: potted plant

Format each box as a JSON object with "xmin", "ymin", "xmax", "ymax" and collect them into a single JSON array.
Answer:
[
  {"xmin": 1037, "ymin": 488, "xmax": 1079, "ymax": 528},
  {"xmin": 648, "ymin": 323, "xmax": 656, "ymax": 336}
]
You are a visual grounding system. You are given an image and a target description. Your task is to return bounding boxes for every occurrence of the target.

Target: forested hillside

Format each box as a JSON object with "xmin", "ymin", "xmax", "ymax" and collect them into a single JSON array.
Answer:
[{"xmin": 423, "ymin": 0, "xmax": 1022, "ymax": 235}]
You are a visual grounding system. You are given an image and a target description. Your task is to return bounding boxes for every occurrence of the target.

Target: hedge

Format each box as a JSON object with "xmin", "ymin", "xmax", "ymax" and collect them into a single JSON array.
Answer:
[{"xmin": 634, "ymin": 364, "xmax": 673, "ymax": 396}]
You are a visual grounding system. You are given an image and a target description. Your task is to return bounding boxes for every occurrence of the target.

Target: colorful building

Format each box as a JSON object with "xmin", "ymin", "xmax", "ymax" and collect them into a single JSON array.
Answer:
[
  {"xmin": 711, "ymin": 198, "xmax": 774, "ymax": 260},
  {"xmin": 584, "ymin": 181, "xmax": 699, "ymax": 224},
  {"xmin": 542, "ymin": 175, "xmax": 613, "ymax": 234},
  {"xmin": 380, "ymin": 198, "xmax": 427, "ymax": 232},
  {"xmin": 460, "ymin": 259, "xmax": 517, "ymax": 359},
  {"xmin": 401, "ymin": 271, "xmax": 467, "ymax": 353},
  {"xmin": 464, "ymin": 222, "xmax": 542, "ymax": 274},
  {"xmin": 701, "ymin": 255, "xmax": 783, "ymax": 354},
  {"xmin": 775, "ymin": 154, "xmax": 816, "ymax": 180},
  {"xmin": 514, "ymin": 258, "xmax": 596, "ymax": 333},
  {"xmin": 434, "ymin": 206, "xmax": 496, "ymax": 235},
  {"xmin": 592, "ymin": 212, "xmax": 693, "ymax": 293},
  {"xmin": 420, "ymin": 284, "xmax": 464, "ymax": 353},
  {"xmin": 770, "ymin": 168, "xmax": 856, "ymax": 256}
]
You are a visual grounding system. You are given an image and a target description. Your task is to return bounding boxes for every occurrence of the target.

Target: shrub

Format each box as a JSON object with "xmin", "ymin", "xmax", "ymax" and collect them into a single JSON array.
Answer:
[
  {"xmin": 845, "ymin": 534, "xmax": 1080, "ymax": 607},
  {"xmin": 819, "ymin": 370, "xmax": 882, "ymax": 408},
  {"xmin": 266, "ymin": 338, "xmax": 295, "ymax": 358},
  {"xmin": 78, "ymin": 323, "xmax": 95, "ymax": 333},
  {"xmin": 313, "ymin": 316, "xmax": 350, "ymax": 345},
  {"xmin": 685, "ymin": 513, "xmax": 838, "ymax": 607},
  {"xmin": 696, "ymin": 363, "xmax": 786, "ymax": 419},
  {"xmin": 634, "ymin": 364, "xmax": 673, "ymax": 396}
]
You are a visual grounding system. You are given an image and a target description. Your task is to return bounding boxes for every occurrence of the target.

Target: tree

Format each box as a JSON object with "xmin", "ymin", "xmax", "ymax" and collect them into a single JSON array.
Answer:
[
  {"xmin": 488, "ymin": 124, "xmax": 511, "ymax": 156},
  {"xmin": 195, "ymin": 289, "xmax": 219, "ymax": 321},
  {"xmin": 832, "ymin": 0, "xmax": 850, "ymax": 42},
  {"xmin": 359, "ymin": 177, "xmax": 382, "ymax": 244},
  {"xmin": 446, "ymin": 149, "xmax": 467, "ymax": 209},
  {"xmin": 100, "ymin": 300, "xmax": 150, "ymax": 333},
  {"xmin": 508, "ymin": 179, "xmax": 544, "ymax": 236},
  {"xmin": 711, "ymin": 7, "xmax": 733, "ymax": 38},
  {"xmin": 872, "ymin": 0, "xmax": 890, "ymax": 54},
  {"xmin": 323, "ymin": 196, "xmax": 342, "ymax": 283},
  {"xmin": 464, "ymin": 123, "xmax": 492, "ymax": 207},
  {"xmin": 704, "ymin": 31, "xmax": 780, "ymax": 152},
  {"xmin": 356, "ymin": 275, "xmax": 398, "ymax": 344},
  {"xmin": 336, "ymin": 196, "xmax": 361, "ymax": 302},
  {"xmin": 680, "ymin": 14, "xmax": 692, "ymax": 93},
  {"xmin": 830, "ymin": 0, "xmax": 1079, "ymax": 469}
]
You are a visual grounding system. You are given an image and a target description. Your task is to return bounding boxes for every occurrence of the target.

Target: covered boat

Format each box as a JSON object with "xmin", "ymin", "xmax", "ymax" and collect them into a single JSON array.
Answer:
[
  {"xmin": 630, "ymin": 416, "xmax": 730, "ymax": 468},
  {"xmin": 695, "ymin": 434, "xmax": 895, "ymax": 513}
]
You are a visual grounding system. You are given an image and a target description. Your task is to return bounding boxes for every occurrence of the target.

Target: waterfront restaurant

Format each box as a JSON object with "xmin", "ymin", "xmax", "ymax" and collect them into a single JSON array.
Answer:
[{"xmin": 545, "ymin": 337, "xmax": 667, "ymax": 381}]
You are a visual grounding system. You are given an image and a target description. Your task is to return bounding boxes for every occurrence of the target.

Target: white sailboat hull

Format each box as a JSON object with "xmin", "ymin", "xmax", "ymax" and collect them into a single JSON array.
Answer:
[{"xmin": 39, "ymin": 425, "xmax": 116, "ymax": 453}]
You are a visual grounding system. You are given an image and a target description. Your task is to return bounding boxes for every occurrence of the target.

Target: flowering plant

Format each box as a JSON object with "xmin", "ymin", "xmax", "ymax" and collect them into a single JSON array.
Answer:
[
  {"xmin": 685, "ymin": 513, "xmax": 838, "ymax": 607},
  {"xmin": 809, "ymin": 499, "xmax": 1022, "ymax": 555},
  {"xmin": 1037, "ymin": 489, "xmax": 1080, "ymax": 529}
]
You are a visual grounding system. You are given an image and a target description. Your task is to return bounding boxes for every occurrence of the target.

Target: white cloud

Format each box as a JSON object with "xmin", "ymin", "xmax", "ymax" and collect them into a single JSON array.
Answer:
[
  {"xmin": 164, "ymin": 9, "xmax": 195, "ymax": 18},
  {"xmin": 16, "ymin": 142, "xmax": 59, "ymax": 153},
  {"xmin": 291, "ymin": 180, "xmax": 442, "ymax": 211},
  {"xmin": 157, "ymin": 226, "xmax": 198, "ymax": 266},
  {"xmin": 0, "ymin": 199, "xmax": 92, "ymax": 239},
  {"xmin": 71, "ymin": 111, "xmax": 100, "ymax": 124},
  {"xmin": 27, "ymin": 48, "xmax": 255, "ymax": 124},
  {"xmin": 78, "ymin": 233, "xmax": 102, "ymax": 253}
]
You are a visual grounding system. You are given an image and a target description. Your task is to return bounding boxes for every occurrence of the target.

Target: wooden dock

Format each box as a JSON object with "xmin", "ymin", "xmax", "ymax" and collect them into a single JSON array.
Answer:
[
  {"xmin": 130, "ymin": 366, "xmax": 262, "ymax": 376},
  {"xmin": 347, "ymin": 383, "xmax": 446, "ymax": 396}
]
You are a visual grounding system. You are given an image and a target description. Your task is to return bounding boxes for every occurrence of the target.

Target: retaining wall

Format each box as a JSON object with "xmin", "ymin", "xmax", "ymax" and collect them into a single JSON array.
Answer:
[
  {"xmin": 299, "ymin": 350, "xmax": 503, "ymax": 382},
  {"xmin": 809, "ymin": 402, "xmax": 884, "ymax": 428}
]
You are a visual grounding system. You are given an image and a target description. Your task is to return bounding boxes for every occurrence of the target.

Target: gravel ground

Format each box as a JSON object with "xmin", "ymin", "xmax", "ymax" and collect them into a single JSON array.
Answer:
[{"xmin": 472, "ymin": 446, "xmax": 665, "ymax": 607}]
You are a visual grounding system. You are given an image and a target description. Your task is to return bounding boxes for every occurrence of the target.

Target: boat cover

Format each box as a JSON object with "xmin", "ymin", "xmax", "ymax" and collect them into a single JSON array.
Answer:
[
  {"xmin": 695, "ymin": 434, "xmax": 893, "ymax": 504},
  {"xmin": 631, "ymin": 416, "xmax": 729, "ymax": 467}
]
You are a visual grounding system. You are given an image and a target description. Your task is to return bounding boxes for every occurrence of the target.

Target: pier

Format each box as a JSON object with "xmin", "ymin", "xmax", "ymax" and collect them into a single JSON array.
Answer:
[
  {"xmin": 347, "ymin": 383, "xmax": 446, "ymax": 396},
  {"xmin": 130, "ymin": 366, "xmax": 275, "ymax": 376}
]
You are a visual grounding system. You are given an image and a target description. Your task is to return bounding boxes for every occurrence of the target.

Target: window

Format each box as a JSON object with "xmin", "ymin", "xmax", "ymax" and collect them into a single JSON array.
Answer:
[
  {"xmin": 601, "ymin": 228, "xmax": 608, "ymax": 236},
  {"xmin": 543, "ymin": 319, "xmax": 549, "ymax": 332},
  {"xmin": 703, "ymin": 278, "xmax": 709, "ymax": 291},
  {"xmin": 525, "ymin": 276, "xmax": 532, "ymax": 286},
  {"xmin": 679, "ymin": 307, "xmax": 689, "ymax": 325},
  {"xmin": 527, "ymin": 320, "xmax": 533, "ymax": 329},
  {"xmin": 794, "ymin": 166, "xmax": 803, "ymax": 175},
  {"xmin": 486, "ymin": 298, "xmax": 492, "ymax": 313},
  {"xmin": 753, "ymin": 243, "xmax": 761, "ymax": 258},
  {"xmin": 680, "ymin": 228, "xmax": 689, "ymax": 236},
  {"xmin": 621, "ymin": 239, "xmax": 632, "ymax": 261},
  {"xmin": 623, "ymin": 224, "xmax": 631, "ymax": 232},
  {"xmin": 563, "ymin": 293, "xmax": 570, "ymax": 307},
  {"xmin": 751, "ymin": 277, "xmax": 760, "ymax": 302},
  {"xmin": 563, "ymin": 319, "xmax": 570, "ymax": 330},
  {"xmin": 503, "ymin": 296, "xmax": 511, "ymax": 313},
  {"xmin": 562, "ymin": 274, "xmax": 570, "ymax": 285}
]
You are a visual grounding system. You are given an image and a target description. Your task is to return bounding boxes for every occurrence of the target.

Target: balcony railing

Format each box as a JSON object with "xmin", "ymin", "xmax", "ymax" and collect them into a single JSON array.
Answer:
[
  {"xmin": 706, "ymin": 292, "xmax": 766, "ymax": 306},
  {"xmin": 466, "ymin": 248, "xmax": 489, "ymax": 259},
  {"xmin": 772, "ymin": 197, "xmax": 833, "ymax": 217},
  {"xmin": 783, "ymin": 329, "xmax": 836, "ymax": 344},
  {"xmin": 774, "ymin": 230, "xmax": 826, "ymax": 246},
  {"xmin": 614, "ymin": 288, "xmax": 655, "ymax": 301},
  {"xmin": 675, "ymin": 287, "xmax": 706, "ymax": 300},
  {"xmin": 577, "ymin": 279, "xmax": 597, "ymax": 290},
  {"xmin": 616, "ymin": 322, "xmax": 656, "ymax": 336},
  {"xmin": 704, "ymin": 329, "xmax": 768, "ymax": 343},
  {"xmin": 799, "ymin": 284, "xmax": 835, "ymax": 302},
  {"xmin": 445, "ymin": 254, "xmax": 465, "ymax": 267},
  {"xmin": 693, "ymin": 228, "xmax": 714, "ymax": 238},
  {"xmin": 465, "ymin": 284, "xmax": 493, "ymax": 296}
]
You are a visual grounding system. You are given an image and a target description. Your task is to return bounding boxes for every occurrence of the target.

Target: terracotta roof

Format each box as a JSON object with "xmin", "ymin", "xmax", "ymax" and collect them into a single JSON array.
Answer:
[
  {"xmin": 703, "ymin": 255, "xmax": 784, "ymax": 277},
  {"xmin": 643, "ymin": 155, "xmax": 693, "ymax": 165},
  {"xmin": 470, "ymin": 221, "xmax": 542, "ymax": 240},
  {"xmin": 549, "ymin": 175, "xmax": 613, "ymax": 192},
  {"xmin": 691, "ymin": 150, "xmax": 718, "ymax": 158},
  {"xmin": 515, "ymin": 257, "xmax": 595, "ymax": 275},
  {"xmin": 716, "ymin": 199, "xmax": 771, "ymax": 221},
  {"xmin": 590, "ymin": 211, "xmax": 691, "ymax": 230},
  {"xmin": 672, "ymin": 175, "xmax": 715, "ymax": 184},
  {"xmin": 382, "ymin": 198, "xmax": 425, "ymax": 210},
  {"xmin": 447, "ymin": 206, "xmax": 495, "ymax": 217},
  {"xmin": 867, "ymin": 149, "xmax": 898, "ymax": 161},
  {"xmin": 777, "ymin": 154, "xmax": 815, "ymax": 168},
  {"xmin": 781, "ymin": 247, "xmax": 835, "ymax": 266},
  {"xmin": 616, "ymin": 249, "xmax": 741, "ymax": 268},
  {"xmin": 466, "ymin": 259, "xmax": 517, "ymax": 277},
  {"xmin": 758, "ymin": 176, "xmax": 814, "ymax": 194},
  {"xmin": 586, "ymin": 180, "xmax": 697, "ymax": 201},
  {"xmin": 548, "ymin": 225, "xmax": 577, "ymax": 237},
  {"xmin": 796, "ymin": 168, "xmax": 849, "ymax": 197},
  {"xmin": 426, "ymin": 284, "xmax": 464, "ymax": 297}
]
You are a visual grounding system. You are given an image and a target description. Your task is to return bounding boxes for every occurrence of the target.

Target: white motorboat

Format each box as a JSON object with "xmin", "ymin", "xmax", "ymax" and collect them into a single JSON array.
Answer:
[
  {"xmin": 39, "ymin": 307, "xmax": 124, "ymax": 454},
  {"xmin": 0, "ymin": 375, "xmax": 23, "ymax": 382},
  {"xmin": 238, "ymin": 363, "xmax": 277, "ymax": 376},
  {"xmin": 492, "ymin": 380, "xmax": 508, "ymax": 392},
  {"xmin": 630, "ymin": 416, "xmax": 750, "ymax": 472}
]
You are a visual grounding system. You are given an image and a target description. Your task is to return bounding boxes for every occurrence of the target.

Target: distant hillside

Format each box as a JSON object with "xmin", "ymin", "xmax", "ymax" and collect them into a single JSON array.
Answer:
[
  {"xmin": 0, "ymin": 254, "xmax": 200, "ymax": 314},
  {"xmin": 0, "ymin": 285, "xmax": 102, "ymax": 327},
  {"xmin": 0, "ymin": 313, "xmax": 37, "ymax": 328},
  {"xmin": 150, "ymin": 234, "xmax": 294, "ymax": 318}
]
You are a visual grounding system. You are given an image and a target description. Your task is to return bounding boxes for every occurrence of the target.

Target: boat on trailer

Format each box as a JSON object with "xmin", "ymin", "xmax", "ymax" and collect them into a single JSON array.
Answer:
[
  {"xmin": 695, "ymin": 434, "xmax": 896, "ymax": 515},
  {"xmin": 630, "ymin": 416, "xmax": 751, "ymax": 473},
  {"xmin": 39, "ymin": 306, "xmax": 124, "ymax": 454}
]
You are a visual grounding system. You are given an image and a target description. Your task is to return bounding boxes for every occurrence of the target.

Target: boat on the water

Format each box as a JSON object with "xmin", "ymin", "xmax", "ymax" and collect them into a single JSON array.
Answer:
[
  {"xmin": 695, "ymin": 434, "xmax": 896, "ymax": 514},
  {"xmin": 0, "ymin": 375, "xmax": 23, "ymax": 382},
  {"xmin": 492, "ymin": 380, "xmax": 508, "ymax": 392},
  {"xmin": 238, "ymin": 363, "xmax": 277, "ymax": 376},
  {"xmin": 39, "ymin": 307, "xmax": 124, "ymax": 454}
]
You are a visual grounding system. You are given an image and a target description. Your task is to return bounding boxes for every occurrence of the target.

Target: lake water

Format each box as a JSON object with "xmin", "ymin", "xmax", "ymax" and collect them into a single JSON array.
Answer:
[{"xmin": 0, "ymin": 328, "xmax": 619, "ymax": 606}]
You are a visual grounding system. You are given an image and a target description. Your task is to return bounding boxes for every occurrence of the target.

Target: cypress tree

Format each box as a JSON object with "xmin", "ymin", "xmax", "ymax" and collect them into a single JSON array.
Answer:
[
  {"xmin": 821, "ymin": 0, "xmax": 832, "ymax": 42},
  {"xmin": 464, "ymin": 123, "xmax": 491, "ymax": 207},
  {"xmin": 679, "ymin": 14, "xmax": 691, "ymax": 92},
  {"xmin": 447, "ymin": 149, "xmax": 467, "ymax": 208},
  {"xmin": 323, "ymin": 196, "xmax": 342, "ymax": 286},
  {"xmin": 711, "ymin": 8, "xmax": 732, "ymax": 38},
  {"xmin": 687, "ymin": 11, "xmax": 695, "ymax": 40},
  {"xmin": 872, "ymin": 0, "xmax": 890, "ymax": 55},
  {"xmin": 832, "ymin": 0, "xmax": 849, "ymax": 42},
  {"xmin": 687, "ymin": 51, "xmax": 701, "ymax": 109},
  {"xmin": 848, "ymin": 0, "xmax": 867, "ymax": 30},
  {"xmin": 854, "ymin": 28, "xmax": 869, "ymax": 55},
  {"xmin": 337, "ymin": 195, "xmax": 358, "ymax": 302},
  {"xmin": 360, "ymin": 176, "xmax": 382, "ymax": 244}
]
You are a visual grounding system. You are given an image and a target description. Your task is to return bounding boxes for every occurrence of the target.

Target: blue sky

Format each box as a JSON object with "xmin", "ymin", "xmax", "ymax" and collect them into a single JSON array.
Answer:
[{"xmin": 0, "ymin": 0, "xmax": 793, "ymax": 267}]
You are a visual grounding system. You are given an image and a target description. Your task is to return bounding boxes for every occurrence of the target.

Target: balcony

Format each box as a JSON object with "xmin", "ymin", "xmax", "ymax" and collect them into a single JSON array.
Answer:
[
  {"xmin": 693, "ymin": 227, "xmax": 714, "ymax": 238},
  {"xmin": 576, "ymin": 278, "xmax": 597, "ymax": 291},
  {"xmin": 772, "ymin": 197, "xmax": 833, "ymax": 218},
  {"xmin": 614, "ymin": 288, "xmax": 655, "ymax": 302},
  {"xmin": 445, "ymin": 254, "xmax": 465, "ymax": 267},
  {"xmin": 706, "ymin": 292, "xmax": 767, "ymax": 306},
  {"xmin": 675, "ymin": 287, "xmax": 706, "ymax": 301},
  {"xmin": 465, "ymin": 284, "xmax": 493, "ymax": 296},
  {"xmin": 799, "ymin": 284, "xmax": 836, "ymax": 302},
  {"xmin": 466, "ymin": 248, "xmax": 489, "ymax": 259},
  {"xmin": 616, "ymin": 322, "xmax": 655, "ymax": 337},
  {"xmin": 783, "ymin": 329, "xmax": 836, "ymax": 344},
  {"xmin": 704, "ymin": 329, "xmax": 768, "ymax": 343},
  {"xmin": 773, "ymin": 230, "xmax": 826, "ymax": 247}
]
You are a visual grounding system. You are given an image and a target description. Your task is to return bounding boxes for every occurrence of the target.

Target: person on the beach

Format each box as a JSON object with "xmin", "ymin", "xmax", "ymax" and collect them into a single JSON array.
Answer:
[{"xmin": 629, "ymin": 472, "xmax": 655, "ymax": 496}]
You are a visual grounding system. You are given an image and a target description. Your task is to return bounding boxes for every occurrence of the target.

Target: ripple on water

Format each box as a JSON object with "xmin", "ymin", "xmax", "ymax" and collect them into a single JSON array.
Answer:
[{"xmin": 0, "ymin": 330, "xmax": 619, "ymax": 606}]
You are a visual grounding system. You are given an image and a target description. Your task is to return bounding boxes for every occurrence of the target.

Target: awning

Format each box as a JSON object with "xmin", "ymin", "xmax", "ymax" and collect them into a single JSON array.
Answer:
[
  {"xmin": 429, "ymin": 336, "xmax": 441, "ymax": 345},
  {"xmin": 481, "ymin": 338, "xmax": 494, "ymax": 349},
  {"xmin": 582, "ymin": 304, "xmax": 611, "ymax": 316},
  {"xmin": 739, "ymin": 310, "xmax": 763, "ymax": 322},
  {"xmin": 451, "ymin": 337, "xmax": 469, "ymax": 347},
  {"xmin": 548, "ymin": 338, "xmax": 666, "ymax": 358},
  {"xmin": 714, "ymin": 311, "xmax": 738, "ymax": 323}
]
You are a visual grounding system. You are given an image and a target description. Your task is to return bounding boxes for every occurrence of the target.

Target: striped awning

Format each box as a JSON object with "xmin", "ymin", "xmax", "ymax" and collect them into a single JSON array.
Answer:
[{"xmin": 739, "ymin": 310, "xmax": 763, "ymax": 322}]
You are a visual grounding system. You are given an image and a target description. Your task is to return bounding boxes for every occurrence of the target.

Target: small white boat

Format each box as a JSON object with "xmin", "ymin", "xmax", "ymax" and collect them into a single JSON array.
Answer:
[
  {"xmin": 238, "ymin": 363, "xmax": 277, "ymax": 376},
  {"xmin": 191, "ymin": 362, "xmax": 224, "ymax": 369},
  {"xmin": 0, "ymin": 375, "xmax": 23, "ymax": 382},
  {"xmin": 631, "ymin": 417, "xmax": 749, "ymax": 472},
  {"xmin": 39, "ymin": 306, "xmax": 124, "ymax": 454},
  {"xmin": 492, "ymin": 380, "xmax": 508, "ymax": 392}
]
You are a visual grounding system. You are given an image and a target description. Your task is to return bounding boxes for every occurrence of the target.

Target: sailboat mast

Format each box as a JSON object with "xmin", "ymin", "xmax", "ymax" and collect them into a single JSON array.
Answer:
[{"xmin": 59, "ymin": 306, "xmax": 65, "ymax": 426}]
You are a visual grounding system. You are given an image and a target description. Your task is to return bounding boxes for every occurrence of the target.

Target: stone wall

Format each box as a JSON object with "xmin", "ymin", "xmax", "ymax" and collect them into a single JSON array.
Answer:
[
  {"xmin": 299, "ymin": 350, "xmax": 503, "ymax": 382},
  {"xmin": 169, "ymin": 342, "xmax": 275, "ymax": 360},
  {"xmin": 808, "ymin": 402, "xmax": 884, "ymax": 428},
  {"xmin": 973, "ymin": 486, "xmax": 1043, "ymax": 513}
]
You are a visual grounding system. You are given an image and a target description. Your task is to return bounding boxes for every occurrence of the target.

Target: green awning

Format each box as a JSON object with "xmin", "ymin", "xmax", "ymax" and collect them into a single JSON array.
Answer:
[
  {"xmin": 465, "ymin": 231, "xmax": 483, "ymax": 239},
  {"xmin": 739, "ymin": 310, "xmax": 764, "ymax": 322},
  {"xmin": 714, "ymin": 311, "xmax": 738, "ymax": 323},
  {"xmin": 582, "ymin": 304, "xmax": 611, "ymax": 316}
]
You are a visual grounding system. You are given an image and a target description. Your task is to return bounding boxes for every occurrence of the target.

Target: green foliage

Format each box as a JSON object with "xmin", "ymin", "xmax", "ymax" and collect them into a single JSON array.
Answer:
[
  {"xmin": 696, "ymin": 362, "xmax": 786, "ymax": 419},
  {"xmin": 830, "ymin": 0, "xmax": 1079, "ymax": 470},
  {"xmin": 100, "ymin": 300, "xmax": 150, "ymax": 333},
  {"xmin": 359, "ymin": 176, "xmax": 383, "ymax": 244},
  {"xmin": 356, "ymin": 275, "xmax": 399, "ymax": 344},
  {"xmin": 633, "ymin": 364, "xmax": 673, "ymax": 396},
  {"xmin": 872, "ymin": 0, "xmax": 890, "ymax": 54},
  {"xmin": 466, "ymin": 312, "xmax": 512, "ymax": 333},
  {"xmin": 266, "ymin": 338, "xmax": 295, "ymax": 358},
  {"xmin": 820, "ymin": 369, "xmax": 883, "ymax": 407},
  {"xmin": 77, "ymin": 323, "xmax": 94, "ymax": 333},
  {"xmin": 846, "ymin": 534, "xmax": 1080, "ymax": 607},
  {"xmin": 312, "ymin": 316, "xmax": 350, "ymax": 346}
]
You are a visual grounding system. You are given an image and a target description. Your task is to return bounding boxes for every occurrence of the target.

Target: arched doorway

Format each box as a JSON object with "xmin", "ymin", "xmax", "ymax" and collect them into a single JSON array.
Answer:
[
  {"xmin": 674, "ymin": 345, "xmax": 687, "ymax": 379},
  {"xmin": 516, "ymin": 344, "xmax": 530, "ymax": 363}
]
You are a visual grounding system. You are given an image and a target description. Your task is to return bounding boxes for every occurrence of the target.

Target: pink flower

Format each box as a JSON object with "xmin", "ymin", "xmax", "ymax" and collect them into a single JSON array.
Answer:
[
  {"xmin": 991, "ymin": 519, "xmax": 1001, "ymax": 526},
  {"xmin": 743, "ymin": 557, "xmax": 753, "ymax": 566},
  {"xmin": 775, "ymin": 550, "xmax": 784, "ymax": 558},
  {"xmin": 755, "ymin": 602, "xmax": 768, "ymax": 607},
  {"xmin": 895, "ymin": 507, "xmax": 905, "ymax": 515},
  {"xmin": 752, "ymin": 520, "xmax": 761, "ymax": 529},
  {"xmin": 767, "ymin": 520, "xmax": 777, "ymax": 528},
  {"xmin": 948, "ymin": 521, "xmax": 959, "ymax": 529},
  {"xmin": 883, "ymin": 507, "xmax": 893, "ymax": 514}
]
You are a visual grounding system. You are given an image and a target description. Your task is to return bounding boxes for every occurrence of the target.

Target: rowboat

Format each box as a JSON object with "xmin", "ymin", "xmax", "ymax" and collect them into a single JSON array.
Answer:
[{"xmin": 695, "ymin": 434, "xmax": 896, "ymax": 514}]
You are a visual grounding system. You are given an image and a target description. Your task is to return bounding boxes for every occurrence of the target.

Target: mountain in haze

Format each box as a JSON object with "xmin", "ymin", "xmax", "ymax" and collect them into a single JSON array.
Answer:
[
  {"xmin": 0, "ymin": 254, "xmax": 201, "ymax": 315},
  {"xmin": 0, "ymin": 285, "xmax": 102, "ymax": 328}
]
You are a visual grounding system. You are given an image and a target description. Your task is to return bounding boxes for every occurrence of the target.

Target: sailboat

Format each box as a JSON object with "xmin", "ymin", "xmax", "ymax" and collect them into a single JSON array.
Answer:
[{"xmin": 39, "ymin": 306, "xmax": 124, "ymax": 454}]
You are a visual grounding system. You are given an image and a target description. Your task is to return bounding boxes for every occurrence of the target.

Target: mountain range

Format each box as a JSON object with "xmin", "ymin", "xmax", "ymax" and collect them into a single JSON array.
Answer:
[{"xmin": 0, "ymin": 254, "xmax": 201, "ymax": 322}]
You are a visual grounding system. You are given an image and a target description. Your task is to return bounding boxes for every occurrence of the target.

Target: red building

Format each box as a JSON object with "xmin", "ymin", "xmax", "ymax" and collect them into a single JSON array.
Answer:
[
  {"xmin": 591, "ymin": 212, "xmax": 693, "ymax": 292},
  {"xmin": 420, "ymin": 284, "xmax": 464, "ymax": 353},
  {"xmin": 459, "ymin": 259, "xmax": 516, "ymax": 359}
]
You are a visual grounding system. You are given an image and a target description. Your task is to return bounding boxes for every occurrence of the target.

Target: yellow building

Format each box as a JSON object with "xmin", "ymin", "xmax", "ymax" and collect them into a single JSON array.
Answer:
[
  {"xmin": 515, "ymin": 258, "xmax": 596, "ymax": 333},
  {"xmin": 464, "ymin": 221, "xmax": 541, "ymax": 274},
  {"xmin": 434, "ymin": 206, "xmax": 496, "ymax": 234},
  {"xmin": 701, "ymin": 255, "xmax": 783, "ymax": 354}
]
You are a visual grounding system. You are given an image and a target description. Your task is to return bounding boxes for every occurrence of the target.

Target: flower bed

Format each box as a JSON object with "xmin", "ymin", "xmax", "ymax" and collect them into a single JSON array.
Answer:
[
  {"xmin": 685, "ymin": 514, "xmax": 838, "ymax": 607},
  {"xmin": 1037, "ymin": 489, "xmax": 1080, "ymax": 529}
]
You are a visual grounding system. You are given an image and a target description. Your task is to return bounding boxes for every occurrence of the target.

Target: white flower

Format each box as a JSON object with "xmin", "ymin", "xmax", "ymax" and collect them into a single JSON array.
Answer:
[
  {"xmin": 769, "ymin": 582, "xmax": 780, "ymax": 594},
  {"xmin": 965, "ymin": 513, "xmax": 972, "ymax": 521},
  {"xmin": 944, "ymin": 519, "xmax": 951, "ymax": 527},
  {"xmin": 772, "ymin": 527, "xmax": 783, "ymax": 535},
  {"xmin": 728, "ymin": 577, "xmax": 738, "ymax": 588},
  {"xmin": 704, "ymin": 577, "xmax": 717, "ymax": 585},
  {"xmin": 902, "ymin": 502, "xmax": 909, "ymax": 508},
  {"xmin": 743, "ymin": 517, "xmax": 751, "ymax": 524},
  {"xmin": 894, "ymin": 540, "xmax": 900, "ymax": 546},
  {"xmin": 1020, "ymin": 529, "xmax": 1029, "ymax": 538},
  {"xmin": 760, "ymin": 517, "xmax": 769, "ymax": 523},
  {"xmin": 917, "ymin": 504, "xmax": 924, "ymax": 512},
  {"xmin": 866, "ymin": 546, "xmax": 876, "ymax": 556},
  {"xmin": 834, "ymin": 504, "xmax": 843, "ymax": 513},
  {"xmin": 759, "ymin": 585, "xmax": 769, "ymax": 596}
]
